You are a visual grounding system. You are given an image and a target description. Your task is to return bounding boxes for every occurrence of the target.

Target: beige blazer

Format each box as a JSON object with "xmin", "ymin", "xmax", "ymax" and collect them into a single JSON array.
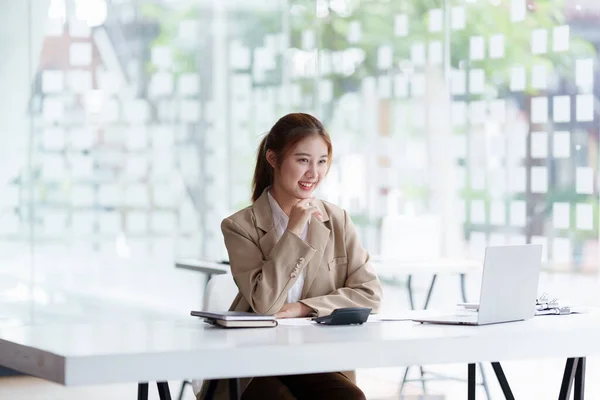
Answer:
[{"xmin": 197, "ymin": 189, "xmax": 382, "ymax": 400}]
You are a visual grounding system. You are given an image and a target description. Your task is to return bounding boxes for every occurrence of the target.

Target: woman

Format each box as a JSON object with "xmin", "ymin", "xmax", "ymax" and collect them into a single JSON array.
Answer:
[{"xmin": 199, "ymin": 113, "xmax": 382, "ymax": 400}]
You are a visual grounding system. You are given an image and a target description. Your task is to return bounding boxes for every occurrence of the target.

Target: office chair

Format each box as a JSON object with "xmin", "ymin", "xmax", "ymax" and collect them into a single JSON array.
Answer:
[{"xmin": 178, "ymin": 273, "xmax": 239, "ymax": 400}]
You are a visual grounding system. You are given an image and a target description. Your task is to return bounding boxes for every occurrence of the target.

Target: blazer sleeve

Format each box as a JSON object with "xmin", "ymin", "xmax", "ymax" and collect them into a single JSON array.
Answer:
[
  {"xmin": 299, "ymin": 210, "xmax": 383, "ymax": 317},
  {"xmin": 222, "ymin": 217, "xmax": 317, "ymax": 315}
]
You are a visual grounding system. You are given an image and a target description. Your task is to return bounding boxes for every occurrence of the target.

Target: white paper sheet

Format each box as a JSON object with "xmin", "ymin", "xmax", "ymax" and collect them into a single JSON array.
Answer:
[
  {"xmin": 43, "ymin": 98, "xmax": 64, "ymax": 122},
  {"xmin": 576, "ymin": 94, "xmax": 594, "ymax": 122},
  {"xmin": 553, "ymin": 131, "xmax": 571, "ymax": 158},
  {"xmin": 42, "ymin": 70, "xmax": 64, "ymax": 93},
  {"xmin": 411, "ymin": 43, "xmax": 426, "ymax": 65},
  {"xmin": 149, "ymin": 72, "xmax": 174, "ymax": 97},
  {"xmin": 552, "ymin": 238, "xmax": 571, "ymax": 263},
  {"xmin": 126, "ymin": 184, "xmax": 150, "ymax": 208},
  {"xmin": 510, "ymin": 201, "xmax": 527, "ymax": 227},
  {"xmin": 576, "ymin": 167, "xmax": 594, "ymax": 194},
  {"xmin": 126, "ymin": 156, "xmax": 148, "ymax": 179},
  {"xmin": 276, "ymin": 318, "xmax": 315, "ymax": 326},
  {"xmin": 451, "ymin": 7, "xmax": 465, "ymax": 30},
  {"xmin": 469, "ymin": 69, "xmax": 485, "ymax": 94},
  {"xmin": 470, "ymin": 36, "xmax": 485, "ymax": 60},
  {"xmin": 429, "ymin": 9, "xmax": 443, "ymax": 32},
  {"xmin": 490, "ymin": 99, "xmax": 506, "ymax": 123},
  {"xmin": 530, "ymin": 166, "xmax": 548, "ymax": 193},
  {"xmin": 127, "ymin": 211, "xmax": 148, "ymax": 234},
  {"xmin": 43, "ymin": 128, "xmax": 65, "ymax": 150},
  {"xmin": 553, "ymin": 25, "xmax": 570, "ymax": 52},
  {"xmin": 302, "ymin": 30, "xmax": 315, "ymax": 49},
  {"xmin": 151, "ymin": 46, "xmax": 172, "ymax": 70},
  {"xmin": 378, "ymin": 76, "xmax": 391, "ymax": 99},
  {"xmin": 576, "ymin": 203, "xmax": 593, "ymax": 230},
  {"xmin": 510, "ymin": 167, "xmax": 526, "ymax": 193},
  {"xmin": 411, "ymin": 74, "xmax": 426, "ymax": 97},
  {"xmin": 180, "ymin": 100, "xmax": 201, "ymax": 122},
  {"xmin": 68, "ymin": 70, "xmax": 92, "ymax": 94},
  {"xmin": 98, "ymin": 212, "xmax": 120, "ymax": 234},
  {"xmin": 394, "ymin": 14, "xmax": 408, "ymax": 36},
  {"xmin": 471, "ymin": 169, "xmax": 486, "ymax": 191},
  {"xmin": 451, "ymin": 69, "xmax": 466, "ymax": 95},
  {"xmin": 395, "ymin": 74, "xmax": 408, "ymax": 98},
  {"xmin": 70, "ymin": 42, "xmax": 92, "ymax": 66},
  {"xmin": 70, "ymin": 155, "xmax": 94, "ymax": 179},
  {"xmin": 532, "ymin": 29, "xmax": 548, "ymax": 54},
  {"xmin": 69, "ymin": 19, "xmax": 90, "ymax": 38},
  {"xmin": 71, "ymin": 186, "xmax": 95, "ymax": 207},
  {"xmin": 490, "ymin": 201, "xmax": 506, "ymax": 225},
  {"xmin": 510, "ymin": 0, "xmax": 526, "ymax": 22},
  {"xmin": 531, "ymin": 97, "xmax": 548, "ymax": 123},
  {"xmin": 531, "ymin": 236, "xmax": 549, "ymax": 262},
  {"xmin": 348, "ymin": 21, "xmax": 361, "ymax": 43},
  {"xmin": 469, "ymin": 101, "xmax": 486, "ymax": 124},
  {"xmin": 46, "ymin": 18, "xmax": 64, "ymax": 36},
  {"xmin": 151, "ymin": 211, "xmax": 176, "ymax": 234},
  {"xmin": 531, "ymin": 64, "xmax": 547, "ymax": 89},
  {"xmin": 378, "ymin": 45, "xmax": 393, "ymax": 70},
  {"xmin": 98, "ymin": 185, "xmax": 119, "ymax": 207},
  {"xmin": 452, "ymin": 101, "xmax": 467, "ymax": 126},
  {"xmin": 71, "ymin": 211, "xmax": 95, "ymax": 234},
  {"xmin": 576, "ymin": 59, "xmax": 594, "ymax": 89},
  {"xmin": 510, "ymin": 66, "xmax": 526, "ymax": 91},
  {"xmin": 530, "ymin": 131, "xmax": 548, "ymax": 158},
  {"xmin": 489, "ymin": 34, "xmax": 505, "ymax": 59},
  {"xmin": 553, "ymin": 95, "xmax": 571, "ymax": 122},
  {"xmin": 429, "ymin": 41, "xmax": 443, "ymax": 65}
]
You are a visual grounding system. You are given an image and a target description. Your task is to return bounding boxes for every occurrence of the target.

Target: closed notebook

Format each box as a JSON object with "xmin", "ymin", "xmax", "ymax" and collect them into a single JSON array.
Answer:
[{"xmin": 190, "ymin": 311, "xmax": 277, "ymax": 328}]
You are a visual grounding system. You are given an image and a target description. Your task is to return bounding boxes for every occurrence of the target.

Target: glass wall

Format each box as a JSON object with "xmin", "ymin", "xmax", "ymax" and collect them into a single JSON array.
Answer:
[{"xmin": 1, "ymin": 0, "xmax": 599, "ymax": 323}]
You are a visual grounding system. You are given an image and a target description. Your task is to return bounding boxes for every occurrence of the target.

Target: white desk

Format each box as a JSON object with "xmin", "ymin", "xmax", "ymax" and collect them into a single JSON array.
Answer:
[
  {"xmin": 0, "ymin": 313, "xmax": 598, "ymax": 400},
  {"xmin": 176, "ymin": 256, "xmax": 484, "ymax": 397}
]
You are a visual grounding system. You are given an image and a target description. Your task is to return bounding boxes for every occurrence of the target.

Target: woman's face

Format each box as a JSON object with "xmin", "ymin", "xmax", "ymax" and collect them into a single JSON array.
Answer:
[{"xmin": 271, "ymin": 135, "xmax": 329, "ymax": 201}]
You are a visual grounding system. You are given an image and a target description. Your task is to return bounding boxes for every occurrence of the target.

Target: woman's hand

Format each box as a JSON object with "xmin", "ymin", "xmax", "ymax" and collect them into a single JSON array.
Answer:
[
  {"xmin": 287, "ymin": 198, "xmax": 323, "ymax": 236},
  {"xmin": 274, "ymin": 302, "xmax": 313, "ymax": 319}
]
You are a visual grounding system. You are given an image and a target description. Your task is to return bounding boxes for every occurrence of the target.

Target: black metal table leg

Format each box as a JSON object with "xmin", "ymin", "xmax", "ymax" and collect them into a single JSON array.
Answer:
[
  {"xmin": 399, "ymin": 366, "xmax": 410, "ymax": 394},
  {"xmin": 468, "ymin": 363, "xmax": 476, "ymax": 400},
  {"xmin": 460, "ymin": 272, "xmax": 491, "ymax": 399},
  {"xmin": 177, "ymin": 380, "xmax": 191, "ymax": 400},
  {"xmin": 228, "ymin": 378, "xmax": 240, "ymax": 400},
  {"xmin": 157, "ymin": 382, "xmax": 172, "ymax": 400},
  {"xmin": 575, "ymin": 357, "xmax": 586, "ymax": 400},
  {"xmin": 491, "ymin": 362, "xmax": 515, "ymax": 400},
  {"xmin": 559, "ymin": 358, "xmax": 579, "ymax": 400},
  {"xmin": 137, "ymin": 383, "xmax": 149, "ymax": 400},
  {"xmin": 407, "ymin": 275, "xmax": 415, "ymax": 310},
  {"xmin": 419, "ymin": 366, "xmax": 427, "ymax": 394}
]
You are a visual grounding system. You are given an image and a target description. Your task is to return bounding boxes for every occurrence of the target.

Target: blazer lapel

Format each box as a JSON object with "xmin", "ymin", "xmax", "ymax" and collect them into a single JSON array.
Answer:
[
  {"xmin": 302, "ymin": 200, "xmax": 331, "ymax": 297},
  {"xmin": 253, "ymin": 189, "xmax": 278, "ymax": 256},
  {"xmin": 253, "ymin": 190, "xmax": 332, "ymax": 295}
]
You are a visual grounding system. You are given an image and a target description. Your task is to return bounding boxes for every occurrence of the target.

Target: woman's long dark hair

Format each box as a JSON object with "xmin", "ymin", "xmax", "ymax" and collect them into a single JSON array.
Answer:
[{"xmin": 251, "ymin": 113, "xmax": 332, "ymax": 203}]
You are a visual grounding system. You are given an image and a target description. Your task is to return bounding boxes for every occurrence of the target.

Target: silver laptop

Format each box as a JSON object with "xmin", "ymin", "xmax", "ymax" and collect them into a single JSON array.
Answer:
[{"xmin": 413, "ymin": 244, "xmax": 543, "ymax": 326}]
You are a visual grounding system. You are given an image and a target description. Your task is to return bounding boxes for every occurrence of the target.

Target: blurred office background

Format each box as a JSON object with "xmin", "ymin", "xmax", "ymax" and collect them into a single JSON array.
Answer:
[
  {"xmin": 1, "ymin": 0, "xmax": 600, "ymax": 334},
  {"xmin": 2, "ymin": 0, "xmax": 600, "ymax": 398}
]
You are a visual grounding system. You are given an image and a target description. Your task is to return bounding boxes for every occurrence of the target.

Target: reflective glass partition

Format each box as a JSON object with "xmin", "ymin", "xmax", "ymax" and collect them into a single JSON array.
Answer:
[{"xmin": 0, "ymin": 0, "xmax": 598, "ymax": 324}]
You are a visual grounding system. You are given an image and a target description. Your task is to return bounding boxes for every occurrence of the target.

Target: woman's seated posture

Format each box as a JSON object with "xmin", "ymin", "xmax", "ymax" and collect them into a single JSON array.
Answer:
[{"xmin": 199, "ymin": 113, "xmax": 382, "ymax": 400}]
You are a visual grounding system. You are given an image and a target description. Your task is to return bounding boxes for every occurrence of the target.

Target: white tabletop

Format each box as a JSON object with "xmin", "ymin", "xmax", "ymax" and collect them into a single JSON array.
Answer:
[
  {"xmin": 175, "ymin": 259, "xmax": 230, "ymax": 275},
  {"xmin": 1, "ymin": 312, "xmax": 599, "ymax": 386}
]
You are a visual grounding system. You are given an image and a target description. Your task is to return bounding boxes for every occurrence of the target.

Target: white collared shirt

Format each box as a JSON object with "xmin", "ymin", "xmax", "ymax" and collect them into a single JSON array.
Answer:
[{"xmin": 267, "ymin": 191, "xmax": 308, "ymax": 304}]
